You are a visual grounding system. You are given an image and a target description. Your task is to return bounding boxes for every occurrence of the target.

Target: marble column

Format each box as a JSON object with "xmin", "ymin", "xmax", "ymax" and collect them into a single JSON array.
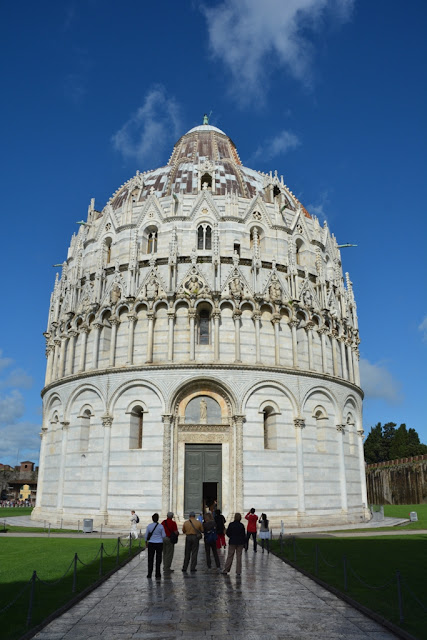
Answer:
[
  {"xmin": 233, "ymin": 310, "xmax": 242, "ymax": 362},
  {"xmin": 353, "ymin": 348, "xmax": 361, "ymax": 386},
  {"xmin": 58, "ymin": 335, "xmax": 67, "ymax": 379},
  {"xmin": 357, "ymin": 429, "xmax": 368, "ymax": 508},
  {"xmin": 340, "ymin": 338, "xmax": 348, "ymax": 380},
  {"xmin": 234, "ymin": 415, "xmax": 245, "ymax": 513},
  {"xmin": 320, "ymin": 328, "xmax": 328, "ymax": 374},
  {"xmin": 331, "ymin": 331, "xmax": 339, "ymax": 377},
  {"xmin": 91, "ymin": 323, "xmax": 102, "ymax": 369},
  {"xmin": 45, "ymin": 345, "xmax": 54, "ymax": 386},
  {"xmin": 56, "ymin": 421, "xmax": 70, "ymax": 517},
  {"xmin": 346, "ymin": 342, "xmax": 354, "ymax": 383},
  {"xmin": 189, "ymin": 310, "xmax": 196, "ymax": 361},
  {"xmin": 99, "ymin": 414, "xmax": 113, "ymax": 521},
  {"xmin": 167, "ymin": 311, "xmax": 175, "ymax": 362},
  {"xmin": 109, "ymin": 317, "xmax": 120, "ymax": 368},
  {"xmin": 336, "ymin": 424, "xmax": 348, "ymax": 512},
  {"xmin": 213, "ymin": 311, "xmax": 220, "ymax": 360},
  {"xmin": 127, "ymin": 313, "xmax": 137, "ymax": 365},
  {"xmin": 306, "ymin": 322, "xmax": 314, "ymax": 370},
  {"xmin": 252, "ymin": 311, "xmax": 261, "ymax": 364},
  {"xmin": 146, "ymin": 311, "xmax": 155, "ymax": 363},
  {"xmin": 78, "ymin": 326, "xmax": 89, "ymax": 373},
  {"xmin": 290, "ymin": 320, "xmax": 299, "ymax": 368},
  {"xmin": 272, "ymin": 314, "xmax": 281, "ymax": 365},
  {"xmin": 66, "ymin": 331, "xmax": 77, "ymax": 376},
  {"xmin": 33, "ymin": 427, "xmax": 48, "ymax": 512},
  {"xmin": 53, "ymin": 339, "xmax": 61, "ymax": 380},
  {"xmin": 161, "ymin": 414, "xmax": 173, "ymax": 516},
  {"xmin": 294, "ymin": 418, "xmax": 306, "ymax": 515}
]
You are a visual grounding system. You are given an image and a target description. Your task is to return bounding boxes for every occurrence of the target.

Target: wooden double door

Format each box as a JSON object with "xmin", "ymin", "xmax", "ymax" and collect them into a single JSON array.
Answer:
[{"xmin": 184, "ymin": 444, "xmax": 222, "ymax": 516}]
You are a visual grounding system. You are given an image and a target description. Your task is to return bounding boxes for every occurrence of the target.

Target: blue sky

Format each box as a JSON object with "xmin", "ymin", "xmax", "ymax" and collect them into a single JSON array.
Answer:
[{"xmin": 0, "ymin": 0, "xmax": 426, "ymax": 465}]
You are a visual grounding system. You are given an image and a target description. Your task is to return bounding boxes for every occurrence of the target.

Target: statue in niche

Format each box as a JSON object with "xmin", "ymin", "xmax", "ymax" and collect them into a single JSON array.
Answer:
[
  {"xmin": 187, "ymin": 275, "xmax": 201, "ymax": 295},
  {"xmin": 145, "ymin": 276, "xmax": 158, "ymax": 299},
  {"xmin": 269, "ymin": 275, "xmax": 282, "ymax": 302},
  {"xmin": 229, "ymin": 276, "xmax": 243, "ymax": 299},
  {"xmin": 110, "ymin": 283, "xmax": 121, "ymax": 306},
  {"xmin": 302, "ymin": 289, "xmax": 313, "ymax": 307},
  {"xmin": 200, "ymin": 399, "xmax": 208, "ymax": 422}
]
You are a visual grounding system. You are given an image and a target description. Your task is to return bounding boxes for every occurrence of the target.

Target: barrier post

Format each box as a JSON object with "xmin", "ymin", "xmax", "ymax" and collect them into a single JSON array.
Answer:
[
  {"xmin": 26, "ymin": 571, "xmax": 37, "ymax": 628},
  {"xmin": 396, "ymin": 570, "xmax": 404, "ymax": 622},
  {"xmin": 99, "ymin": 543, "xmax": 104, "ymax": 576},
  {"xmin": 72, "ymin": 553, "xmax": 78, "ymax": 593},
  {"xmin": 343, "ymin": 555, "xmax": 348, "ymax": 591}
]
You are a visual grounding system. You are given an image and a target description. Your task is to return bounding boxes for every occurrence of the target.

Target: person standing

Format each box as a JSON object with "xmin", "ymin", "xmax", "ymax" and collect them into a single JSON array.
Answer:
[
  {"xmin": 222, "ymin": 513, "xmax": 246, "ymax": 576},
  {"xmin": 144, "ymin": 513, "xmax": 166, "ymax": 579},
  {"xmin": 259, "ymin": 513, "xmax": 270, "ymax": 553},
  {"xmin": 203, "ymin": 512, "xmax": 221, "ymax": 569},
  {"xmin": 161, "ymin": 511, "xmax": 178, "ymax": 573},
  {"xmin": 214, "ymin": 509, "xmax": 226, "ymax": 549},
  {"xmin": 182, "ymin": 511, "xmax": 203, "ymax": 572},
  {"xmin": 130, "ymin": 510, "xmax": 139, "ymax": 540},
  {"xmin": 245, "ymin": 508, "xmax": 258, "ymax": 552}
]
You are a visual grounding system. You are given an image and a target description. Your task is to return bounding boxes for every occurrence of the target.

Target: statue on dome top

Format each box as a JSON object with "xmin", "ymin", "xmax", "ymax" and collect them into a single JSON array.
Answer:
[{"xmin": 203, "ymin": 114, "xmax": 209, "ymax": 125}]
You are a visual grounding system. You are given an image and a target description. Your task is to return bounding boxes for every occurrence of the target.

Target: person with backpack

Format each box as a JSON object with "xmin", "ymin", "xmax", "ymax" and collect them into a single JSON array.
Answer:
[
  {"xmin": 203, "ymin": 512, "xmax": 221, "ymax": 569},
  {"xmin": 245, "ymin": 507, "xmax": 258, "ymax": 552},
  {"xmin": 144, "ymin": 513, "xmax": 166, "ymax": 579},
  {"xmin": 259, "ymin": 513, "xmax": 270, "ymax": 553},
  {"xmin": 130, "ymin": 510, "xmax": 139, "ymax": 540},
  {"xmin": 161, "ymin": 511, "xmax": 179, "ymax": 573}
]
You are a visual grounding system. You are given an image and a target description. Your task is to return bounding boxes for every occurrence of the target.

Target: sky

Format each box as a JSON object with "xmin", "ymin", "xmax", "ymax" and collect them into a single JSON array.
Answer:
[{"xmin": 0, "ymin": 0, "xmax": 426, "ymax": 466}]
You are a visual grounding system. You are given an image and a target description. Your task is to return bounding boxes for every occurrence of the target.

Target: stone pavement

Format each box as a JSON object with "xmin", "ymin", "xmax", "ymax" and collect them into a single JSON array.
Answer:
[{"xmin": 33, "ymin": 541, "xmax": 399, "ymax": 640}]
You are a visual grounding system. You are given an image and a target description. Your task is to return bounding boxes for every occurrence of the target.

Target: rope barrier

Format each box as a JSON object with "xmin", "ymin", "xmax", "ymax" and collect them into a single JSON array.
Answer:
[
  {"xmin": 317, "ymin": 547, "xmax": 338, "ymax": 569},
  {"xmin": 401, "ymin": 576, "xmax": 427, "ymax": 612},
  {"xmin": 0, "ymin": 578, "xmax": 32, "ymax": 615},
  {"xmin": 35, "ymin": 557, "xmax": 75, "ymax": 586},
  {"xmin": 347, "ymin": 561, "xmax": 395, "ymax": 590}
]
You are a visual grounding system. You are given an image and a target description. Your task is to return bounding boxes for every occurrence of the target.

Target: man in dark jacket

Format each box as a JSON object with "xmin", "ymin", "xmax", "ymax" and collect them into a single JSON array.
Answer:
[{"xmin": 222, "ymin": 513, "xmax": 246, "ymax": 575}]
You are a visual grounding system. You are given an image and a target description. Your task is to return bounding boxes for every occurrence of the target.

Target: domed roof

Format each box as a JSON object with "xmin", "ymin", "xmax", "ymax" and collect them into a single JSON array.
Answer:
[{"xmin": 108, "ymin": 119, "xmax": 310, "ymax": 218}]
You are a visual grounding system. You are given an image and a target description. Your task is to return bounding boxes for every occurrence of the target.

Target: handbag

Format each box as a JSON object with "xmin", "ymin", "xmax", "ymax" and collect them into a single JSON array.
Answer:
[
  {"xmin": 189, "ymin": 518, "xmax": 202, "ymax": 540},
  {"xmin": 146, "ymin": 522, "xmax": 159, "ymax": 542},
  {"xmin": 204, "ymin": 526, "xmax": 217, "ymax": 544},
  {"xmin": 169, "ymin": 530, "xmax": 178, "ymax": 544}
]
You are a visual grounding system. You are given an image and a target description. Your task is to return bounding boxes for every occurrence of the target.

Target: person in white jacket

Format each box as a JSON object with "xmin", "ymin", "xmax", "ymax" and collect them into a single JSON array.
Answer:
[{"xmin": 130, "ymin": 510, "xmax": 139, "ymax": 539}]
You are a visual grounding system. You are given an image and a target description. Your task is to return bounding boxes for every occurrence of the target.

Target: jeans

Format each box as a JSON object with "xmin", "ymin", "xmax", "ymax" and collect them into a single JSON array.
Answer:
[
  {"xmin": 246, "ymin": 531, "xmax": 257, "ymax": 551},
  {"xmin": 204, "ymin": 540, "xmax": 220, "ymax": 568},
  {"xmin": 147, "ymin": 542, "xmax": 163, "ymax": 577}
]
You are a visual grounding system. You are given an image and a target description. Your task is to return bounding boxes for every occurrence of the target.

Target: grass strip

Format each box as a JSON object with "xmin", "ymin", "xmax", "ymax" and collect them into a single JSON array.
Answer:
[
  {"xmin": 0, "ymin": 537, "xmax": 144, "ymax": 640},
  {"xmin": 0, "ymin": 526, "xmax": 77, "ymax": 534},
  {"xmin": 0, "ymin": 507, "xmax": 33, "ymax": 518},
  {"xmin": 271, "ymin": 535, "xmax": 427, "ymax": 640}
]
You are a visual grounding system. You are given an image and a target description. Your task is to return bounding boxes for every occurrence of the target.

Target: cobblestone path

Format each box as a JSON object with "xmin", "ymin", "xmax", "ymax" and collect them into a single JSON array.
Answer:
[{"xmin": 33, "ymin": 542, "xmax": 398, "ymax": 639}]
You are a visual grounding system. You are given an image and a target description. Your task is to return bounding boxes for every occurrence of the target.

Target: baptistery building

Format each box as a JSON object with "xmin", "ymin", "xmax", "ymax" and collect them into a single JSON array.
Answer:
[{"xmin": 33, "ymin": 120, "xmax": 369, "ymax": 528}]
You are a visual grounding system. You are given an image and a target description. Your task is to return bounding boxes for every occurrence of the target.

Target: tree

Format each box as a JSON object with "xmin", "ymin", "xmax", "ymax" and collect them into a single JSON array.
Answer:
[
  {"xmin": 364, "ymin": 423, "xmax": 385, "ymax": 464},
  {"xmin": 364, "ymin": 422, "xmax": 427, "ymax": 462}
]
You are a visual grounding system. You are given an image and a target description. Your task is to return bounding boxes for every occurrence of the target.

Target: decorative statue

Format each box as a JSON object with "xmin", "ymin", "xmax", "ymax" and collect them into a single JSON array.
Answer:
[
  {"xmin": 229, "ymin": 276, "xmax": 243, "ymax": 298},
  {"xmin": 269, "ymin": 276, "xmax": 282, "ymax": 302},
  {"xmin": 110, "ymin": 283, "xmax": 121, "ymax": 305},
  {"xmin": 187, "ymin": 275, "xmax": 201, "ymax": 295},
  {"xmin": 200, "ymin": 399, "xmax": 208, "ymax": 421},
  {"xmin": 146, "ymin": 277, "xmax": 158, "ymax": 299},
  {"xmin": 302, "ymin": 289, "xmax": 313, "ymax": 307}
]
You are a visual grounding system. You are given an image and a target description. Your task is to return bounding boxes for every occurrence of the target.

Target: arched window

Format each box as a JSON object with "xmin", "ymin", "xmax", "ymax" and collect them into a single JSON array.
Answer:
[
  {"xmin": 146, "ymin": 228, "xmax": 158, "ymax": 254},
  {"xmin": 78, "ymin": 408, "xmax": 92, "ymax": 451},
  {"xmin": 263, "ymin": 406, "xmax": 277, "ymax": 450},
  {"xmin": 105, "ymin": 238, "xmax": 112, "ymax": 265},
  {"xmin": 200, "ymin": 172, "xmax": 212, "ymax": 189},
  {"xmin": 197, "ymin": 224, "xmax": 212, "ymax": 250},
  {"xmin": 296, "ymin": 238, "xmax": 304, "ymax": 266},
  {"xmin": 129, "ymin": 405, "xmax": 144, "ymax": 449},
  {"xmin": 199, "ymin": 309, "xmax": 210, "ymax": 345}
]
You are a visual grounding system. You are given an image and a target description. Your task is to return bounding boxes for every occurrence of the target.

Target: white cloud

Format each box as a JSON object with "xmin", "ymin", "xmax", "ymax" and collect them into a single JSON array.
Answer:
[
  {"xmin": 306, "ymin": 191, "xmax": 331, "ymax": 224},
  {"xmin": 1, "ymin": 369, "xmax": 33, "ymax": 390},
  {"xmin": 0, "ymin": 421, "xmax": 41, "ymax": 465},
  {"xmin": 418, "ymin": 316, "xmax": 427, "ymax": 342},
  {"xmin": 0, "ymin": 350, "xmax": 13, "ymax": 372},
  {"xmin": 202, "ymin": 0, "xmax": 354, "ymax": 101},
  {"xmin": 112, "ymin": 86, "xmax": 182, "ymax": 167},
  {"xmin": 249, "ymin": 129, "xmax": 301, "ymax": 164},
  {"xmin": 359, "ymin": 358, "xmax": 403, "ymax": 405},
  {"xmin": 0, "ymin": 390, "xmax": 25, "ymax": 426}
]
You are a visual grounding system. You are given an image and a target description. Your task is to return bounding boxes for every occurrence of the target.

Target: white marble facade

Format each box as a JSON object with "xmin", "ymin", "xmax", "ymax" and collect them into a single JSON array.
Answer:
[{"xmin": 33, "ymin": 122, "xmax": 369, "ymax": 528}]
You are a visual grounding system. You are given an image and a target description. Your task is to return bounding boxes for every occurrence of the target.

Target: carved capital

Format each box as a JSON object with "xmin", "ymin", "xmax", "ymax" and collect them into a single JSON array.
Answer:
[
  {"xmin": 289, "ymin": 320, "xmax": 299, "ymax": 329},
  {"xmin": 271, "ymin": 313, "xmax": 281, "ymax": 324},
  {"xmin": 60, "ymin": 421, "xmax": 70, "ymax": 430},
  {"xmin": 54, "ymin": 339, "xmax": 61, "ymax": 347},
  {"xmin": 251, "ymin": 311, "xmax": 261, "ymax": 321},
  {"xmin": 127, "ymin": 313, "xmax": 137, "ymax": 323},
  {"xmin": 167, "ymin": 310, "xmax": 176, "ymax": 320},
  {"xmin": 305, "ymin": 320, "xmax": 315, "ymax": 331},
  {"xmin": 162, "ymin": 414, "xmax": 173, "ymax": 426},
  {"xmin": 357, "ymin": 429, "xmax": 365, "ymax": 438},
  {"xmin": 68, "ymin": 330, "xmax": 78, "ymax": 339},
  {"xmin": 40, "ymin": 427, "xmax": 48, "ymax": 439},
  {"xmin": 336, "ymin": 424, "xmax": 345, "ymax": 433},
  {"xmin": 101, "ymin": 414, "xmax": 113, "ymax": 428},
  {"xmin": 188, "ymin": 309, "xmax": 197, "ymax": 319},
  {"xmin": 233, "ymin": 414, "xmax": 246, "ymax": 426},
  {"xmin": 233, "ymin": 310, "xmax": 242, "ymax": 319},
  {"xmin": 294, "ymin": 418, "xmax": 305, "ymax": 429},
  {"xmin": 79, "ymin": 324, "xmax": 89, "ymax": 334},
  {"xmin": 93, "ymin": 322, "xmax": 103, "ymax": 331},
  {"xmin": 109, "ymin": 316, "xmax": 120, "ymax": 326},
  {"xmin": 147, "ymin": 311, "xmax": 155, "ymax": 320}
]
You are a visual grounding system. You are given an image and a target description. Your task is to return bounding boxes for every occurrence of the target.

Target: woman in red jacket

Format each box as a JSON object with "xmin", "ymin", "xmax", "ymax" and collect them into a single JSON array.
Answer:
[{"xmin": 245, "ymin": 507, "xmax": 258, "ymax": 552}]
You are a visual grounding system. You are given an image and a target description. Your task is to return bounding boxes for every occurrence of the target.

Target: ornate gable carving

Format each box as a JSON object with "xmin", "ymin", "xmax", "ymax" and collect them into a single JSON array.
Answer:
[
  {"xmin": 298, "ymin": 277, "xmax": 321, "ymax": 310},
  {"xmin": 261, "ymin": 270, "xmax": 290, "ymax": 304},
  {"xmin": 221, "ymin": 265, "xmax": 253, "ymax": 303},
  {"xmin": 177, "ymin": 265, "xmax": 212, "ymax": 299},
  {"xmin": 136, "ymin": 266, "xmax": 167, "ymax": 303}
]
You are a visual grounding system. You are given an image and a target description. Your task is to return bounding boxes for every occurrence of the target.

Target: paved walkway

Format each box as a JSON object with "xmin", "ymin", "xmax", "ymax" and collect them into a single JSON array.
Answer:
[{"xmin": 33, "ymin": 542, "xmax": 398, "ymax": 640}]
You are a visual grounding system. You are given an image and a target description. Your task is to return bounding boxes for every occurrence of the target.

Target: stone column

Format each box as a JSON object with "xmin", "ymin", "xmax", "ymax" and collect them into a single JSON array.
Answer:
[
  {"xmin": 45, "ymin": 345, "xmax": 54, "ymax": 386},
  {"xmin": 78, "ymin": 326, "xmax": 89, "ymax": 373},
  {"xmin": 53, "ymin": 339, "xmax": 61, "ymax": 380},
  {"xmin": 213, "ymin": 311, "xmax": 221, "ymax": 360},
  {"xmin": 357, "ymin": 429, "xmax": 368, "ymax": 508},
  {"xmin": 331, "ymin": 331, "xmax": 339, "ymax": 377},
  {"xmin": 167, "ymin": 311, "xmax": 175, "ymax": 362},
  {"xmin": 340, "ymin": 338, "xmax": 348, "ymax": 380},
  {"xmin": 234, "ymin": 415, "xmax": 245, "ymax": 513},
  {"xmin": 99, "ymin": 414, "xmax": 113, "ymax": 521},
  {"xmin": 272, "ymin": 314, "xmax": 281, "ymax": 365},
  {"xmin": 346, "ymin": 341, "xmax": 354, "ymax": 383},
  {"xmin": 233, "ymin": 310, "xmax": 242, "ymax": 362},
  {"xmin": 336, "ymin": 424, "xmax": 348, "ymax": 513},
  {"xmin": 353, "ymin": 348, "xmax": 360, "ymax": 386},
  {"xmin": 161, "ymin": 414, "xmax": 173, "ymax": 515},
  {"xmin": 66, "ymin": 331, "xmax": 77, "ymax": 376},
  {"xmin": 91, "ymin": 323, "xmax": 102, "ymax": 370},
  {"xmin": 126, "ymin": 313, "xmax": 137, "ymax": 365},
  {"xmin": 146, "ymin": 312, "xmax": 155, "ymax": 363},
  {"xmin": 56, "ymin": 421, "xmax": 70, "ymax": 517},
  {"xmin": 109, "ymin": 317, "xmax": 120, "ymax": 368},
  {"xmin": 33, "ymin": 427, "xmax": 48, "ymax": 512},
  {"xmin": 289, "ymin": 320, "xmax": 299, "ymax": 368},
  {"xmin": 294, "ymin": 418, "xmax": 306, "ymax": 515},
  {"xmin": 189, "ymin": 309, "xmax": 196, "ymax": 361},
  {"xmin": 306, "ymin": 322, "xmax": 314, "ymax": 370},
  {"xmin": 320, "ymin": 328, "xmax": 328, "ymax": 374},
  {"xmin": 58, "ymin": 335, "xmax": 67, "ymax": 379},
  {"xmin": 252, "ymin": 311, "xmax": 261, "ymax": 364}
]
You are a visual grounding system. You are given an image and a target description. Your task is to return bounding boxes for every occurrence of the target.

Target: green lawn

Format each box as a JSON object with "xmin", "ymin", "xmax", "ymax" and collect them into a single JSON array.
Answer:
[
  {"xmin": 272, "ymin": 534, "xmax": 427, "ymax": 639},
  {"xmin": 0, "ymin": 537, "xmax": 143, "ymax": 640},
  {"xmin": 0, "ymin": 507, "xmax": 33, "ymax": 517},
  {"xmin": 330, "ymin": 503, "xmax": 427, "ymax": 534}
]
